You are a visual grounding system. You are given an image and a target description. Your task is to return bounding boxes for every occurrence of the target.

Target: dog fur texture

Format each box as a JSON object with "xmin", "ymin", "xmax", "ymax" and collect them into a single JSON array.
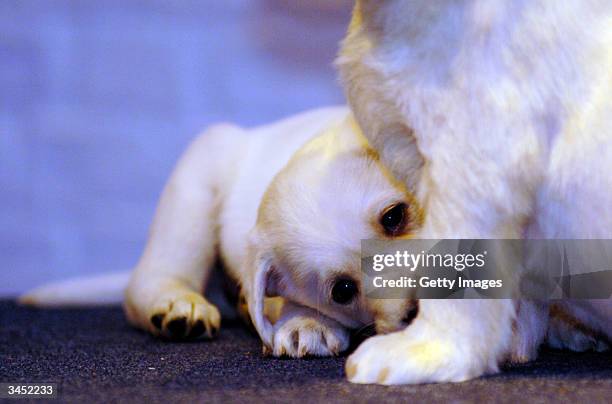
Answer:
[
  {"xmin": 22, "ymin": 107, "xmax": 427, "ymax": 358},
  {"xmin": 20, "ymin": 104, "xmax": 608, "ymax": 382},
  {"xmin": 19, "ymin": 0, "xmax": 612, "ymax": 386},
  {"xmin": 336, "ymin": 0, "xmax": 612, "ymax": 384}
]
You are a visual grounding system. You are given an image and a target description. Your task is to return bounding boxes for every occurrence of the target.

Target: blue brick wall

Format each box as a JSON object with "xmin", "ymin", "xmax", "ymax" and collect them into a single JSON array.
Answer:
[{"xmin": 0, "ymin": 0, "xmax": 351, "ymax": 295}]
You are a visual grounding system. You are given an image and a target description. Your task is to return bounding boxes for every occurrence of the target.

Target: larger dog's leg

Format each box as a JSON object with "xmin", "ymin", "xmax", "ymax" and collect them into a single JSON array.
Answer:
[
  {"xmin": 347, "ymin": 300, "xmax": 515, "ymax": 384},
  {"xmin": 124, "ymin": 124, "xmax": 246, "ymax": 339},
  {"xmin": 341, "ymin": 110, "xmax": 542, "ymax": 383},
  {"xmin": 340, "ymin": 0, "xmax": 612, "ymax": 385}
]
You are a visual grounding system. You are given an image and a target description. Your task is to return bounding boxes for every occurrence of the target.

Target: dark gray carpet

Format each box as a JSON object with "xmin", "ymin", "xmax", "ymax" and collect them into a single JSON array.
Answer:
[{"xmin": 0, "ymin": 301, "xmax": 610, "ymax": 403}]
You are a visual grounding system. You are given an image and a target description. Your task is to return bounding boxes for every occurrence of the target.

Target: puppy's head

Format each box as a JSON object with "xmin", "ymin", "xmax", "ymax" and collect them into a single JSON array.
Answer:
[{"xmin": 244, "ymin": 116, "xmax": 423, "ymax": 347}]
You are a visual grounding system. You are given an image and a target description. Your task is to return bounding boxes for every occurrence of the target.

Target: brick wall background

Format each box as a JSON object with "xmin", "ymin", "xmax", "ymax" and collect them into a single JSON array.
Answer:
[{"xmin": 0, "ymin": 0, "xmax": 352, "ymax": 295}]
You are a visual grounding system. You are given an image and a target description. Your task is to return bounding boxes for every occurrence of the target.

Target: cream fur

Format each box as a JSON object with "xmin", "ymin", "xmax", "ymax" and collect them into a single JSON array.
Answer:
[
  {"xmin": 337, "ymin": 0, "xmax": 612, "ymax": 384},
  {"xmin": 123, "ymin": 106, "xmax": 351, "ymax": 346},
  {"xmin": 114, "ymin": 106, "xmax": 427, "ymax": 357},
  {"xmin": 20, "ymin": 107, "xmax": 425, "ymax": 356},
  {"xmin": 19, "ymin": 104, "xmax": 607, "ymax": 375},
  {"xmin": 19, "ymin": 1, "xmax": 611, "ymax": 382}
]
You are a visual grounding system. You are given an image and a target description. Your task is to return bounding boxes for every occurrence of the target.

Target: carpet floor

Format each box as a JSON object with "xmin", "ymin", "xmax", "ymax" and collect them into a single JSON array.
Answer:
[{"xmin": 0, "ymin": 301, "xmax": 610, "ymax": 403}]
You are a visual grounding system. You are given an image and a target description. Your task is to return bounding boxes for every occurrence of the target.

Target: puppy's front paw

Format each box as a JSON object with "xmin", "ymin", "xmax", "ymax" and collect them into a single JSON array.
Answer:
[
  {"xmin": 270, "ymin": 315, "xmax": 349, "ymax": 358},
  {"xmin": 148, "ymin": 290, "xmax": 221, "ymax": 340},
  {"xmin": 346, "ymin": 331, "xmax": 492, "ymax": 385}
]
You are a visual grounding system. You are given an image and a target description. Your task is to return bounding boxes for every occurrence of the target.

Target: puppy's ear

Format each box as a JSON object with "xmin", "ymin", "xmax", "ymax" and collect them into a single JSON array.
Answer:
[{"xmin": 243, "ymin": 234, "xmax": 277, "ymax": 349}]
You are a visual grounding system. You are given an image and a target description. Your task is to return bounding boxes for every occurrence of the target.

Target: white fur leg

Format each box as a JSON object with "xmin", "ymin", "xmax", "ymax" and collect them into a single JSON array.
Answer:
[
  {"xmin": 268, "ymin": 303, "xmax": 349, "ymax": 358},
  {"xmin": 123, "ymin": 125, "xmax": 241, "ymax": 340},
  {"xmin": 346, "ymin": 300, "xmax": 514, "ymax": 385}
]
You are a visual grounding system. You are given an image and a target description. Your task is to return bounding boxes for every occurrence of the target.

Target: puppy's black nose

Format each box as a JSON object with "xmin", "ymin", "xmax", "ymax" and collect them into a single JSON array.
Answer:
[{"xmin": 401, "ymin": 300, "xmax": 419, "ymax": 327}]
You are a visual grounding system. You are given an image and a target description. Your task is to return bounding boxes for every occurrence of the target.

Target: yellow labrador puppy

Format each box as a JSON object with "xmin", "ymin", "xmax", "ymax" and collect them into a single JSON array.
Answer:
[
  {"xmin": 336, "ymin": 0, "xmax": 612, "ymax": 384},
  {"xmin": 22, "ymin": 106, "xmax": 422, "ymax": 357},
  {"xmin": 124, "ymin": 105, "xmax": 426, "ymax": 355}
]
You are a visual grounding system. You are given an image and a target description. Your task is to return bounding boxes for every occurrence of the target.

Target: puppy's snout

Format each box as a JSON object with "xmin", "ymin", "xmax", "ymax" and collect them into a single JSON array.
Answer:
[{"xmin": 374, "ymin": 300, "xmax": 419, "ymax": 334}]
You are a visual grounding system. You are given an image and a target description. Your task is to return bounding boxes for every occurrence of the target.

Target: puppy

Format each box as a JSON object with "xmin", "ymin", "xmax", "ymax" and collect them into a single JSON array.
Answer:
[
  {"xmin": 22, "ymin": 106, "xmax": 423, "ymax": 357},
  {"xmin": 336, "ymin": 0, "xmax": 612, "ymax": 384}
]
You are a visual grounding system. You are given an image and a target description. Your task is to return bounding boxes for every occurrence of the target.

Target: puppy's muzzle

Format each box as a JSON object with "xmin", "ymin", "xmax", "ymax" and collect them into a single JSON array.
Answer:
[{"xmin": 375, "ymin": 300, "xmax": 419, "ymax": 334}]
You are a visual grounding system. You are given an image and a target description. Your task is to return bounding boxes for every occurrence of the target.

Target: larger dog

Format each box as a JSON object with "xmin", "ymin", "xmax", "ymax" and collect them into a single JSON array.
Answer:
[{"xmin": 337, "ymin": 0, "xmax": 612, "ymax": 384}]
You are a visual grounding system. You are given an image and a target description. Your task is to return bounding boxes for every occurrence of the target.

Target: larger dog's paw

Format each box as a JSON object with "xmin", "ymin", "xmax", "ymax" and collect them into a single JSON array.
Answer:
[
  {"xmin": 268, "ymin": 315, "xmax": 349, "ymax": 358},
  {"xmin": 148, "ymin": 290, "xmax": 220, "ymax": 340},
  {"xmin": 346, "ymin": 331, "xmax": 491, "ymax": 385}
]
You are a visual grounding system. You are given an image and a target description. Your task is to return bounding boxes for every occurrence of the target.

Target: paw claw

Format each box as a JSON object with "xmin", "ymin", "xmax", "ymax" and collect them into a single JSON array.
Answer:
[
  {"xmin": 151, "ymin": 314, "xmax": 164, "ymax": 330},
  {"xmin": 270, "ymin": 316, "xmax": 349, "ymax": 358},
  {"xmin": 146, "ymin": 291, "xmax": 221, "ymax": 341},
  {"xmin": 203, "ymin": 323, "xmax": 218, "ymax": 340},
  {"xmin": 346, "ymin": 359, "xmax": 357, "ymax": 379},
  {"xmin": 166, "ymin": 317, "xmax": 188, "ymax": 339},
  {"xmin": 291, "ymin": 331, "xmax": 299, "ymax": 351},
  {"xmin": 188, "ymin": 320, "xmax": 206, "ymax": 338},
  {"xmin": 376, "ymin": 367, "xmax": 390, "ymax": 384}
]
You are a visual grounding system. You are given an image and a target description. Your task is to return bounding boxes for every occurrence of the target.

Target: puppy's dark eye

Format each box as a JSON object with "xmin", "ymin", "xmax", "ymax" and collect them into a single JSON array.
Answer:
[
  {"xmin": 380, "ymin": 202, "xmax": 408, "ymax": 236},
  {"xmin": 331, "ymin": 278, "xmax": 358, "ymax": 305}
]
